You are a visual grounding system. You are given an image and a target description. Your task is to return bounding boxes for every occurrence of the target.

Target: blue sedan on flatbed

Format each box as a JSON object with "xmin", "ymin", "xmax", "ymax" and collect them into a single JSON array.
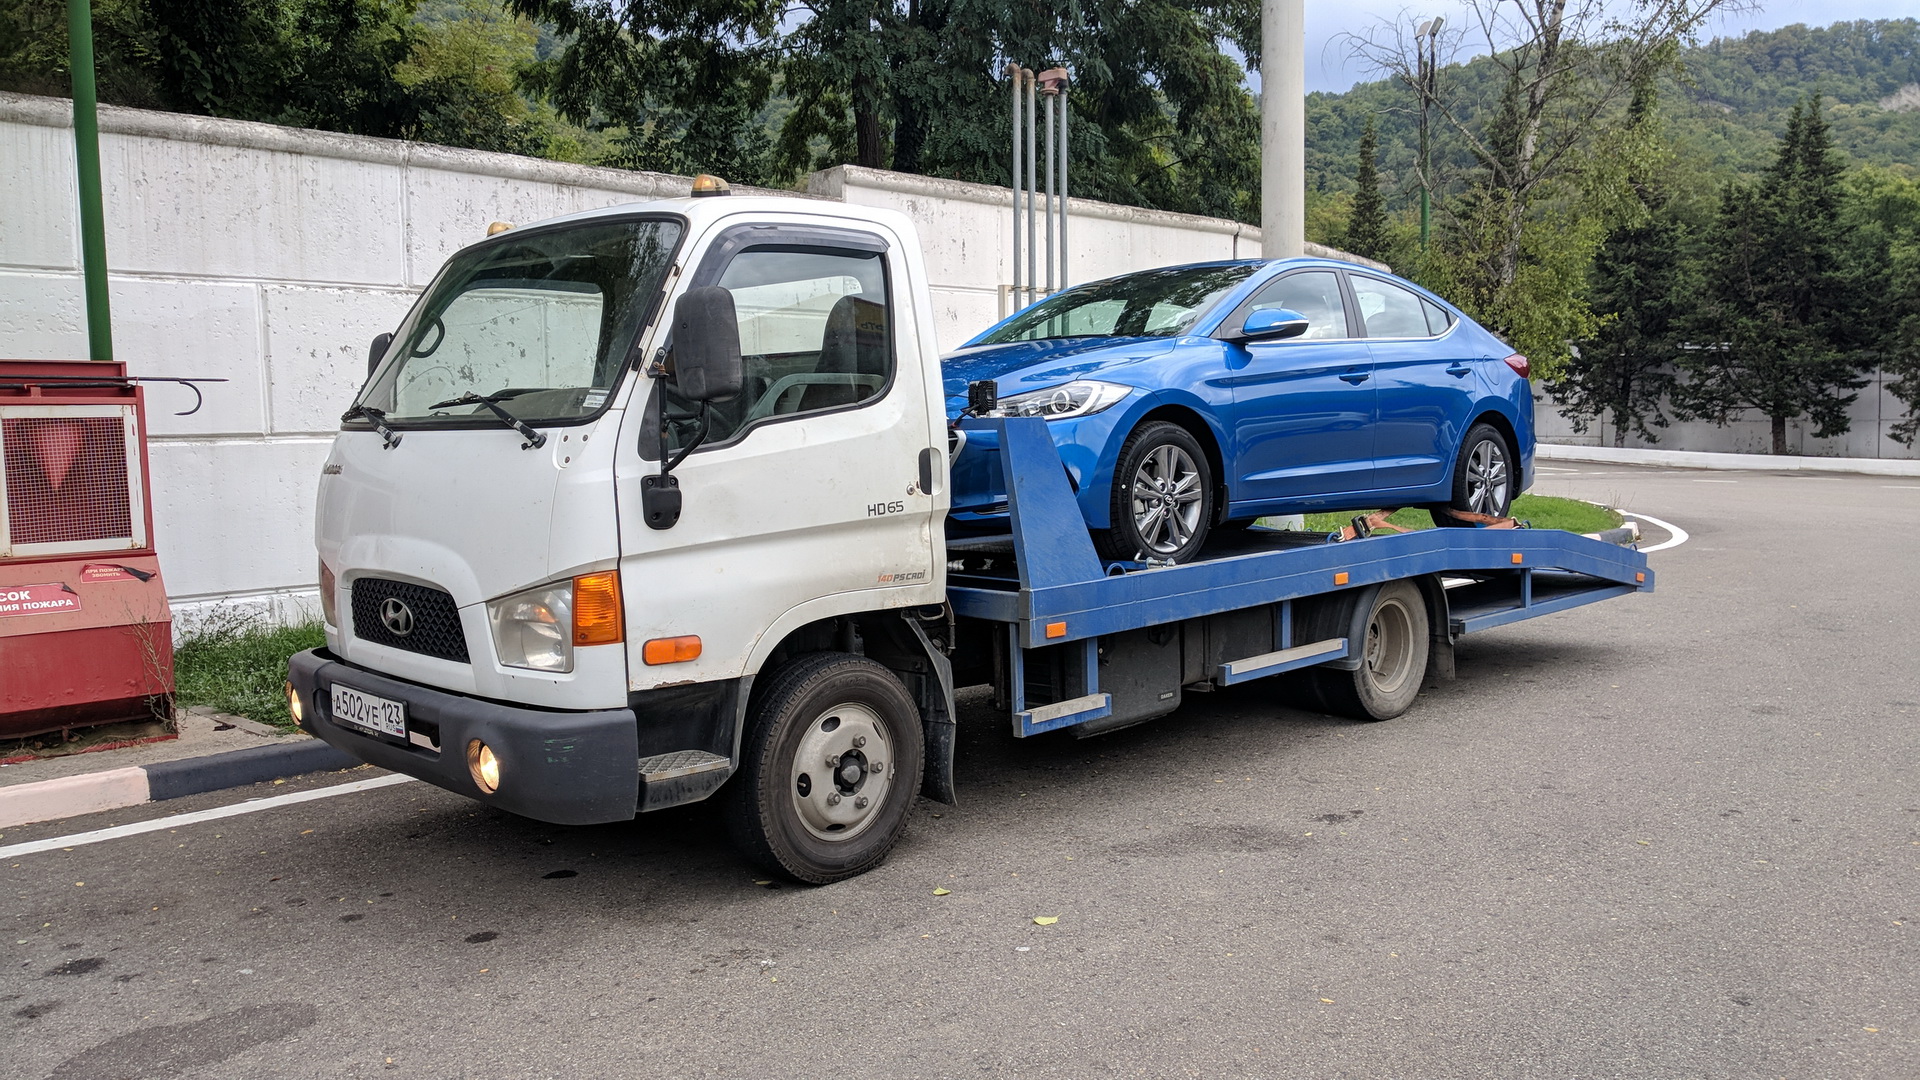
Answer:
[{"xmin": 944, "ymin": 258, "xmax": 1535, "ymax": 562}]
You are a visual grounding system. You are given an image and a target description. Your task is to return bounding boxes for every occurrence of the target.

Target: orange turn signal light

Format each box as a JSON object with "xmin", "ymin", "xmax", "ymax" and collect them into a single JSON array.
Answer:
[
  {"xmin": 572, "ymin": 571, "xmax": 623, "ymax": 646},
  {"xmin": 643, "ymin": 635, "xmax": 702, "ymax": 665}
]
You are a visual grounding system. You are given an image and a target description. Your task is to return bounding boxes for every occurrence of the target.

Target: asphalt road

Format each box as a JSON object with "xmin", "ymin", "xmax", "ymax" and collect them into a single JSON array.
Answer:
[{"xmin": 5, "ymin": 464, "xmax": 1917, "ymax": 1079}]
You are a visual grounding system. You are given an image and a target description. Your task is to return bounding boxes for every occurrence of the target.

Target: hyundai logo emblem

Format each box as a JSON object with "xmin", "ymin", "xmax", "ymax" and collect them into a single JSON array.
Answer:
[{"xmin": 379, "ymin": 597, "xmax": 416, "ymax": 637}]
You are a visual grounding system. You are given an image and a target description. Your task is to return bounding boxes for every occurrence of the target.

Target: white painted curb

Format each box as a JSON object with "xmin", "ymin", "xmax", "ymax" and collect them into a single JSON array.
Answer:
[
  {"xmin": 0, "ymin": 768, "xmax": 150, "ymax": 829},
  {"xmin": 1537, "ymin": 443, "xmax": 1920, "ymax": 477}
]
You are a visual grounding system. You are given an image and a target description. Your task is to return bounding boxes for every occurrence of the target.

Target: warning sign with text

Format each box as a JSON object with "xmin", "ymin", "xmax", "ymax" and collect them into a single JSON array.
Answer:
[{"xmin": 0, "ymin": 583, "xmax": 81, "ymax": 617}]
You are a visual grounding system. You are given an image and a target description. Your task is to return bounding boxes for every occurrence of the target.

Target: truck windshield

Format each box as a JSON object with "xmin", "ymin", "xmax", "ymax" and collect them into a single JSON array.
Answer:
[
  {"xmin": 973, "ymin": 263, "xmax": 1258, "ymax": 344},
  {"xmin": 353, "ymin": 217, "xmax": 684, "ymax": 426}
]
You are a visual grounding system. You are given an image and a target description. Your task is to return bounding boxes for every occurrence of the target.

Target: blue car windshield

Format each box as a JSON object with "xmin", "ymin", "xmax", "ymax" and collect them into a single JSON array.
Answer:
[{"xmin": 976, "ymin": 264, "xmax": 1259, "ymax": 344}]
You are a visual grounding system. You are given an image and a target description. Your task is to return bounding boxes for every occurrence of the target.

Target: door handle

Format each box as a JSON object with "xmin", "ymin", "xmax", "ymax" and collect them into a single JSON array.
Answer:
[
  {"xmin": 1446, "ymin": 363, "xmax": 1473, "ymax": 377},
  {"xmin": 1339, "ymin": 371, "xmax": 1370, "ymax": 384}
]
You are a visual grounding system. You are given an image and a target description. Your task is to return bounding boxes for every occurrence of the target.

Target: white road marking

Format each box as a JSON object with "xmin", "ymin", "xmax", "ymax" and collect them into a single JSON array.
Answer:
[
  {"xmin": 1882, "ymin": 485, "xmax": 1920, "ymax": 490},
  {"xmin": 1690, "ymin": 479, "xmax": 1738, "ymax": 483},
  {"xmin": 1535, "ymin": 466, "xmax": 1583, "ymax": 474},
  {"xmin": 1623, "ymin": 512, "xmax": 1690, "ymax": 554},
  {"xmin": 0, "ymin": 773, "xmax": 417, "ymax": 860}
]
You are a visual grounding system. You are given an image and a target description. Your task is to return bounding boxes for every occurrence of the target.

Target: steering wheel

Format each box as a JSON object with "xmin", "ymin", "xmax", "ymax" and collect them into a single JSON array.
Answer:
[{"xmin": 744, "ymin": 373, "xmax": 885, "ymax": 422}]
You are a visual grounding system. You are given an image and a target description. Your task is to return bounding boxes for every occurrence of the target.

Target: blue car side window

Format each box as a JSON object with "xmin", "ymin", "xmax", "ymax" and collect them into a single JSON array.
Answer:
[
  {"xmin": 1242, "ymin": 272, "xmax": 1347, "ymax": 339},
  {"xmin": 1352, "ymin": 276, "xmax": 1434, "ymax": 338}
]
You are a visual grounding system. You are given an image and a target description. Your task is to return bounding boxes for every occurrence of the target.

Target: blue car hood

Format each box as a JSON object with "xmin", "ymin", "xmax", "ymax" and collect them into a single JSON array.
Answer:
[{"xmin": 940, "ymin": 337, "xmax": 1174, "ymax": 417}]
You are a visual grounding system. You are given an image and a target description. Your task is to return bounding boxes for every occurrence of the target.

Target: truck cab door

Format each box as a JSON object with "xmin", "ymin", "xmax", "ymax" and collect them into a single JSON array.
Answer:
[{"xmin": 614, "ymin": 220, "xmax": 944, "ymax": 690}]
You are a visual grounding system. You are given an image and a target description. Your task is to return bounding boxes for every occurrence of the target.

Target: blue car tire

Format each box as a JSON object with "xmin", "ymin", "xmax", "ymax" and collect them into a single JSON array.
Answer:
[
  {"xmin": 1436, "ymin": 422, "xmax": 1515, "ymax": 526},
  {"xmin": 1096, "ymin": 421, "xmax": 1214, "ymax": 563}
]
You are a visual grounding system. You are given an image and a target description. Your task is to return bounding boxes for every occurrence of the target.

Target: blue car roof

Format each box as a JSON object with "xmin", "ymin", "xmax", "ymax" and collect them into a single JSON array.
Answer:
[{"xmin": 962, "ymin": 257, "xmax": 1457, "ymax": 349}]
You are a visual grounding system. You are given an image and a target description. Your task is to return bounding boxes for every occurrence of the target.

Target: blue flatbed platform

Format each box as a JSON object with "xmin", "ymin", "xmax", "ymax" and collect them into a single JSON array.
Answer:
[{"xmin": 943, "ymin": 418, "xmax": 1653, "ymax": 736}]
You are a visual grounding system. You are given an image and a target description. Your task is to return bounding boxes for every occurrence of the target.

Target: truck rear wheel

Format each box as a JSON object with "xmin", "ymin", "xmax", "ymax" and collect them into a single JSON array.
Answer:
[
  {"xmin": 724, "ymin": 653, "xmax": 925, "ymax": 884},
  {"xmin": 1308, "ymin": 579, "xmax": 1429, "ymax": 721}
]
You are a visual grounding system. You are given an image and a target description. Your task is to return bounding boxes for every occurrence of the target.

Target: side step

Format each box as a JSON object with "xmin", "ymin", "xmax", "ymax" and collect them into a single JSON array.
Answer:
[{"xmin": 1214, "ymin": 637, "xmax": 1348, "ymax": 686}]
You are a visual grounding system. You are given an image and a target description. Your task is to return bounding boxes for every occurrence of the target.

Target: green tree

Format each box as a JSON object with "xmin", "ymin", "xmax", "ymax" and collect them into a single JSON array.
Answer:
[
  {"xmin": 1550, "ymin": 73, "xmax": 1685, "ymax": 446},
  {"xmin": 1680, "ymin": 97, "xmax": 1868, "ymax": 453},
  {"xmin": 512, "ymin": 0, "xmax": 1264, "ymax": 219},
  {"xmin": 1342, "ymin": 116, "xmax": 1389, "ymax": 263}
]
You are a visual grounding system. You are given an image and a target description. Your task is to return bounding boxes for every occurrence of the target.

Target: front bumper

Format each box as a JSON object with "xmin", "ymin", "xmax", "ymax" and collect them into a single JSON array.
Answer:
[{"xmin": 287, "ymin": 649, "xmax": 640, "ymax": 825}]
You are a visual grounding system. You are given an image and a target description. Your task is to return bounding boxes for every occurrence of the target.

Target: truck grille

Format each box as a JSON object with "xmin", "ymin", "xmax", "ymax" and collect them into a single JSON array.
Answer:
[{"xmin": 350, "ymin": 578, "xmax": 469, "ymax": 662}]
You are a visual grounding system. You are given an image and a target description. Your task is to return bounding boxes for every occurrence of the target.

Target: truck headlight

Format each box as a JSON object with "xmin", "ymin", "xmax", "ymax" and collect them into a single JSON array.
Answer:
[
  {"xmin": 488, "ymin": 582, "xmax": 573, "ymax": 672},
  {"xmin": 991, "ymin": 380, "xmax": 1130, "ymax": 420}
]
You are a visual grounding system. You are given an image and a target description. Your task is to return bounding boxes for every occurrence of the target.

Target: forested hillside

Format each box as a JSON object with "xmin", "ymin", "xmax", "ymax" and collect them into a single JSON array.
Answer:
[{"xmin": 1306, "ymin": 18, "xmax": 1920, "ymax": 204}]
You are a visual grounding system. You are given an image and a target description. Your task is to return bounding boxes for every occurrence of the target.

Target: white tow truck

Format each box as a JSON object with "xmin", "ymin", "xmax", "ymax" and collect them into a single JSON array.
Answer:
[{"xmin": 287, "ymin": 180, "xmax": 1652, "ymax": 883}]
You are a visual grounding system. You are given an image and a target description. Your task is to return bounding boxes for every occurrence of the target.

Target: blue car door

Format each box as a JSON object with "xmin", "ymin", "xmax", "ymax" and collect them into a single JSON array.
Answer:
[
  {"xmin": 1217, "ymin": 269, "xmax": 1376, "ymax": 502},
  {"xmin": 1352, "ymin": 273, "xmax": 1478, "ymax": 494}
]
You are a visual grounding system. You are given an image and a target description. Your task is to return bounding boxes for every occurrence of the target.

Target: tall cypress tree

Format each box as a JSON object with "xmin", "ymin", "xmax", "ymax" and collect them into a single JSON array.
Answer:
[
  {"xmin": 1344, "ymin": 116, "xmax": 1390, "ymax": 264},
  {"xmin": 1681, "ymin": 96, "xmax": 1866, "ymax": 454},
  {"xmin": 1552, "ymin": 71, "xmax": 1680, "ymax": 447}
]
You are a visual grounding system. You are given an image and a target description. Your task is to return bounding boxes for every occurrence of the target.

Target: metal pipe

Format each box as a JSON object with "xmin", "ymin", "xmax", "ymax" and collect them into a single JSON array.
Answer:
[
  {"xmin": 68, "ymin": 0, "xmax": 113, "ymax": 361},
  {"xmin": 1009, "ymin": 63, "xmax": 1022, "ymax": 313},
  {"xmin": 1058, "ymin": 89, "xmax": 1069, "ymax": 291},
  {"xmin": 1025, "ymin": 69, "xmax": 1037, "ymax": 306},
  {"xmin": 1044, "ymin": 82, "xmax": 1055, "ymax": 298}
]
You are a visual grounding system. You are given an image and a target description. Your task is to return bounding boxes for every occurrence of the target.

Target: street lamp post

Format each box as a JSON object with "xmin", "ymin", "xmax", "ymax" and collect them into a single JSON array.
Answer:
[
  {"xmin": 1415, "ymin": 17, "xmax": 1443, "ymax": 253},
  {"xmin": 68, "ymin": 0, "xmax": 113, "ymax": 361}
]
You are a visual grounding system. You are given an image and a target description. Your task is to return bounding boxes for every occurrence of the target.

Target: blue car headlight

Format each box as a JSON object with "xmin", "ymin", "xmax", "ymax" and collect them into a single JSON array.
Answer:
[{"xmin": 991, "ymin": 380, "xmax": 1131, "ymax": 420}]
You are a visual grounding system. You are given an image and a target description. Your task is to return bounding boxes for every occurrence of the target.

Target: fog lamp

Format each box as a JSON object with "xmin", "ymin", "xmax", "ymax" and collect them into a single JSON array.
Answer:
[
  {"xmin": 467, "ymin": 739, "xmax": 501, "ymax": 794},
  {"xmin": 284, "ymin": 681, "xmax": 305, "ymax": 726}
]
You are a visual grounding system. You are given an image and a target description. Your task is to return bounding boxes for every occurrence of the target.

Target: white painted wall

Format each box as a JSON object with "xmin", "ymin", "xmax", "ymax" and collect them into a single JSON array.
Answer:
[
  {"xmin": 5, "ymin": 94, "xmax": 1355, "ymax": 619},
  {"xmin": 6, "ymin": 92, "xmax": 1908, "ymax": 620}
]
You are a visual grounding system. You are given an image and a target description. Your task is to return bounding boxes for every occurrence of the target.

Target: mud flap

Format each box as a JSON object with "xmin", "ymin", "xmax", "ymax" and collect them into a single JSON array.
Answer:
[{"xmin": 905, "ymin": 616, "xmax": 958, "ymax": 806}]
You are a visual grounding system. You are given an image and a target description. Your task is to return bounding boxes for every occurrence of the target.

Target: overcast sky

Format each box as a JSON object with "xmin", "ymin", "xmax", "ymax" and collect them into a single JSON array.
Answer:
[{"xmin": 1300, "ymin": 1, "xmax": 1920, "ymax": 93}]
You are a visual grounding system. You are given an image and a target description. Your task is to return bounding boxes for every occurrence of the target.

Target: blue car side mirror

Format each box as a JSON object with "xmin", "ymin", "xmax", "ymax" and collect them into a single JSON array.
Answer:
[{"xmin": 1236, "ymin": 308, "xmax": 1312, "ymax": 342}]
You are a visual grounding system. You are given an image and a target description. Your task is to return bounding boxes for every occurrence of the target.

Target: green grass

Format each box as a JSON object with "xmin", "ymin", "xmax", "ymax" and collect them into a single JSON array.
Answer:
[
  {"xmin": 1292, "ymin": 494, "xmax": 1622, "ymax": 536},
  {"xmin": 173, "ymin": 621, "xmax": 326, "ymax": 731}
]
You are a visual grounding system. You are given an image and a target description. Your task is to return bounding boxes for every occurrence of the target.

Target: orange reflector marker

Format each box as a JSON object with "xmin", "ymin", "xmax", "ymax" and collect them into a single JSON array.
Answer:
[
  {"xmin": 1045, "ymin": 621, "xmax": 1067, "ymax": 639},
  {"xmin": 1511, "ymin": 553, "xmax": 1525, "ymax": 564},
  {"xmin": 1333, "ymin": 572, "xmax": 1349, "ymax": 586},
  {"xmin": 572, "ymin": 571, "xmax": 623, "ymax": 646},
  {"xmin": 1636, "ymin": 571, "xmax": 1646, "ymax": 582},
  {"xmin": 643, "ymin": 635, "xmax": 702, "ymax": 665}
]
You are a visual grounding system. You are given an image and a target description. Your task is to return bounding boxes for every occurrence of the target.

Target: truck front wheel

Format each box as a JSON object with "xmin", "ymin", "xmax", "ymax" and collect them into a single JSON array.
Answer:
[{"xmin": 725, "ymin": 653, "xmax": 925, "ymax": 884}]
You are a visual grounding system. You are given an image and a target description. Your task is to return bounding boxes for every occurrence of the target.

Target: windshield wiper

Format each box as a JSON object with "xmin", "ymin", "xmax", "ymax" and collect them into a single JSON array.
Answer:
[
  {"xmin": 340, "ymin": 403, "xmax": 402, "ymax": 449},
  {"xmin": 428, "ymin": 391, "xmax": 549, "ymax": 449}
]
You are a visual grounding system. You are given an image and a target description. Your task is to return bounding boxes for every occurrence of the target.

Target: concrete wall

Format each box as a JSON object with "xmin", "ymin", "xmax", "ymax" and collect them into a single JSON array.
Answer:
[
  {"xmin": 809, "ymin": 165, "xmax": 1381, "ymax": 346},
  {"xmin": 1537, "ymin": 368, "xmax": 1916, "ymax": 458},
  {"xmin": 4, "ymin": 93, "xmax": 1349, "ymax": 619}
]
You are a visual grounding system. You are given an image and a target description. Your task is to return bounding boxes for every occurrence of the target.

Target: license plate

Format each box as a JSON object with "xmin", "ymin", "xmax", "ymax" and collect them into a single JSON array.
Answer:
[{"xmin": 329, "ymin": 683, "xmax": 407, "ymax": 741}]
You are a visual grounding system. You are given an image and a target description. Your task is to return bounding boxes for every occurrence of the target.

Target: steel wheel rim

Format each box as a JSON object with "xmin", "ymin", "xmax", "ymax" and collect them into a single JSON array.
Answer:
[
  {"xmin": 1465, "ymin": 439, "xmax": 1510, "ymax": 516},
  {"xmin": 790, "ymin": 702, "xmax": 894, "ymax": 842},
  {"xmin": 1129, "ymin": 443, "xmax": 1204, "ymax": 555},
  {"xmin": 1364, "ymin": 597, "xmax": 1416, "ymax": 695}
]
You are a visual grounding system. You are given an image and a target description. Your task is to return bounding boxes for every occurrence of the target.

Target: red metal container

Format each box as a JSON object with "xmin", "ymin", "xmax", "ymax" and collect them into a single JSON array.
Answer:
[{"xmin": 0, "ymin": 359, "xmax": 173, "ymax": 738}]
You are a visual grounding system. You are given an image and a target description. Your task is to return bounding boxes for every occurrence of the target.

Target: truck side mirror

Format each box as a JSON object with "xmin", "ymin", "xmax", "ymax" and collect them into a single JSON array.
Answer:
[
  {"xmin": 368, "ymin": 332, "xmax": 393, "ymax": 375},
  {"xmin": 1235, "ymin": 308, "xmax": 1311, "ymax": 342},
  {"xmin": 672, "ymin": 287, "xmax": 743, "ymax": 401}
]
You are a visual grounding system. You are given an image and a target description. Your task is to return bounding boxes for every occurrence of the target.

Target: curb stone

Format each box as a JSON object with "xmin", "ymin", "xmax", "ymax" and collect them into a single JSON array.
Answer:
[
  {"xmin": 0, "ymin": 739, "xmax": 359, "ymax": 829},
  {"xmin": 1538, "ymin": 443, "xmax": 1920, "ymax": 477}
]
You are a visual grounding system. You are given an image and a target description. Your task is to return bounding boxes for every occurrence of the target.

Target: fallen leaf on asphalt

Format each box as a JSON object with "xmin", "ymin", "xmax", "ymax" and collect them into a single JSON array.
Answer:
[
  {"xmin": 301, "ymin": 829, "xmax": 314, "ymax": 835},
  {"xmin": 933, "ymin": 888, "xmax": 951, "ymax": 896},
  {"xmin": 1636, "ymin": 840, "xmax": 1650, "ymax": 846},
  {"xmin": 1033, "ymin": 916, "xmax": 1058, "ymax": 925},
  {"xmin": 1320, "ymin": 998, "xmax": 1335, "ymax": 1004}
]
